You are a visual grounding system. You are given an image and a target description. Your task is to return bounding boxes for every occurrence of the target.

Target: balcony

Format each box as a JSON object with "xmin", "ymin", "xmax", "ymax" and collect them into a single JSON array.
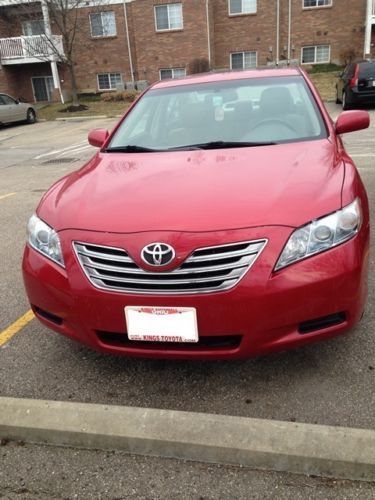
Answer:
[{"xmin": 0, "ymin": 35, "xmax": 64, "ymax": 65}]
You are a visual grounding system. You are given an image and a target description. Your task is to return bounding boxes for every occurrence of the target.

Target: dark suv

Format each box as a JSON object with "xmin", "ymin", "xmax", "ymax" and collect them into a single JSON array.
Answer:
[{"xmin": 336, "ymin": 60, "xmax": 375, "ymax": 109}]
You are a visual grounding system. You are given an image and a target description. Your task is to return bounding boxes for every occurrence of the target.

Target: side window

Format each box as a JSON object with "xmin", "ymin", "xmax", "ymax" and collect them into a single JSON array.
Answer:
[
  {"xmin": 1, "ymin": 95, "xmax": 15, "ymax": 105},
  {"xmin": 343, "ymin": 64, "xmax": 354, "ymax": 79}
]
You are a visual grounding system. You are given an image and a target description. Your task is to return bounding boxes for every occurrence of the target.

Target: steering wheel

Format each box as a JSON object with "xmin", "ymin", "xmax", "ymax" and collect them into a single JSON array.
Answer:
[{"xmin": 250, "ymin": 118, "xmax": 299, "ymax": 134}]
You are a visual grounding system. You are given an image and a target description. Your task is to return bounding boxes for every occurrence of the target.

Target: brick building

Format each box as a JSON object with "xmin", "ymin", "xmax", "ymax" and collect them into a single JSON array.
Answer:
[{"xmin": 0, "ymin": 0, "xmax": 374, "ymax": 103}]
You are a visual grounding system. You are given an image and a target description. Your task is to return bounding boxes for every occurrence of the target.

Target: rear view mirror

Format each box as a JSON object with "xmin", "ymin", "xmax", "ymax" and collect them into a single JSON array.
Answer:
[
  {"xmin": 335, "ymin": 110, "xmax": 369, "ymax": 135},
  {"xmin": 88, "ymin": 129, "xmax": 109, "ymax": 148}
]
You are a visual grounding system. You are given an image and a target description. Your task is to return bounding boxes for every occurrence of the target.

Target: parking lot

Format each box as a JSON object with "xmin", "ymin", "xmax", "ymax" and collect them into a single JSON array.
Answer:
[
  {"xmin": 0, "ymin": 105, "xmax": 375, "ymax": 497},
  {"xmin": 0, "ymin": 105, "xmax": 375, "ymax": 427}
]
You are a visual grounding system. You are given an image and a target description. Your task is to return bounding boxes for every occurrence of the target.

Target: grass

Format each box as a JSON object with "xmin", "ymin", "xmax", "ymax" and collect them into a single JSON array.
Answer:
[
  {"xmin": 37, "ymin": 99, "xmax": 131, "ymax": 121},
  {"xmin": 309, "ymin": 71, "xmax": 339, "ymax": 101}
]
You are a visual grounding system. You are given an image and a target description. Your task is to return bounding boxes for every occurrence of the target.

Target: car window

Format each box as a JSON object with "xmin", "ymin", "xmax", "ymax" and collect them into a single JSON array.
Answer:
[
  {"xmin": 0, "ymin": 95, "xmax": 6, "ymax": 105},
  {"xmin": 343, "ymin": 64, "xmax": 354, "ymax": 79},
  {"xmin": 109, "ymin": 76, "xmax": 327, "ymax": 150},
  {"xmin": 1, "ymin": 95, "xmax": 16, "ymax": 105},
  {"xmin": 358, "ymin": 62, "xmax": 375, "ymax": 79}
]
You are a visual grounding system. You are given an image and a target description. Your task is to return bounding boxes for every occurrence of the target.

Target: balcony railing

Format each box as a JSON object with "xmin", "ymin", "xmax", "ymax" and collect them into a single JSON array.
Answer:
[{"xmin": 0, "ymin": 35, "xmax": 64, "ymax": 64}]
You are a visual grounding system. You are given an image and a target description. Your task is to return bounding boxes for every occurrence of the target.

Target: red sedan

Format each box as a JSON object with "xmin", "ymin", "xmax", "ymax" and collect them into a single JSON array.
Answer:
[{"xmin": 23, "ymin": 67, "xmax": 370, "ymax": 359}]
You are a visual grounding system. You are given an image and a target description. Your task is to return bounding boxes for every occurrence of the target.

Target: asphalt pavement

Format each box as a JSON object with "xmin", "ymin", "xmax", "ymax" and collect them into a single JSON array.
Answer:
[{"xmin": 0, "ymin": 105, "xmax": 375, "ymax": 497}]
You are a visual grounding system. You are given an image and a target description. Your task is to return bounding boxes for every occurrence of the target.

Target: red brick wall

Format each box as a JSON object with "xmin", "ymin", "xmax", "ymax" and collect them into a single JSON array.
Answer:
[
  {"xmin": 285, "ymin": 0, "xmax": 366, "ymax": 65},
  {"xmin": 213, "ymin": 0, "xmax": 277, "ymax": 70},
  {"xmin": 69, "ymin": 4, "xmax": 132, "ymax": 92},
  {"xmin": 0, "ymin": 0, "xmax": 371, "ymax": 101},
  {"xmin": 130, "ymin": 0, "xmax": 210, "ymax": 82}
]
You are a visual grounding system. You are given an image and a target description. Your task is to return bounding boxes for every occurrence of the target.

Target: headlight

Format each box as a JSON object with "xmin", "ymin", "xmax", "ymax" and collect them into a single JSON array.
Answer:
[
  {"xmin": 27, "ymin": 214, "xmax": 65, "ymax": 267},
  {"xmin": 275, "ymin": 198, "xmax": 362, "ymax": 271}
]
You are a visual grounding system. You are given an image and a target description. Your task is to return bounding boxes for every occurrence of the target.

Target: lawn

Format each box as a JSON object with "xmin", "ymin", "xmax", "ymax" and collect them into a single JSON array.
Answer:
[
  {"xmin": 309, "ymin": 71, "xmax": 338, "ymax": 102},
  {"xmin": 37, "ymin": 99, "xmax": 131, "ymax": 121}
]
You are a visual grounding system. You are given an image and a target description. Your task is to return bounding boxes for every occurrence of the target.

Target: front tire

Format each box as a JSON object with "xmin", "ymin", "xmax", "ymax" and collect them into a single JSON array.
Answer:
[
  {"xmin": 26, "ymin": 108, "xmax": 36, "ymax": 124},
  {"xmin": 342, "ymin": 91, "xmax": 352, "ymax": 110},
  {"xmin": 335, "ymin": 86, "xmax": 341, "ymax": 104}
]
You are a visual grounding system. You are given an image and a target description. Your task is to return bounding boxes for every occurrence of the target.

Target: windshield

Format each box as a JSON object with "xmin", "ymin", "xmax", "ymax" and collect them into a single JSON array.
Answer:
[{"xmin": 108, "ymin": 76, "xmax": 327, "ymax": 151}]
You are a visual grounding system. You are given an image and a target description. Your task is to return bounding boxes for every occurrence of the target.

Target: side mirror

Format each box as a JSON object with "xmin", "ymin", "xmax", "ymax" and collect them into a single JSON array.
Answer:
[
  {"xmin": 335, "ymin": 110, "xmax": 369, "ymax": 135},
  {"xmin": 88, "ymin": 128, "xmax": 109, "ymax": 148},
  {"xmin": 15, "ymin": 99, "xmax": 19, "ymax": 104}
]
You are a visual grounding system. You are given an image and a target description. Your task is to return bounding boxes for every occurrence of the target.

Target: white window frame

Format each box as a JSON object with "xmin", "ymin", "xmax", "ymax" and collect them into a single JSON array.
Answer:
[
  {"xmin": 302, "ymin": 0, "xmax": 332, "ymax": 8},
  {"xmin": 159, "ymin": 68, "xmax": 186, "ymax": 80},
  {"xmin": 89, "ymin": 11, "xmax": 117, "ymax": 38},
  {"xmin": 230, "ymin": 51, "xmax": 257, "ymax": 70},
  {"xmin": 154, "ymin": 4, "xmax": 183, "ymax": 32},
  {"xmin": 301, "ymin": 45, "xmax": 330, "ymax": 64},
  {"xmin": 228, "ymin": 0, "xmax": 257, "ymax": 16},
  {"xmin": 97, "ymin": 73, "xmax": 123, "ymax": 91}
]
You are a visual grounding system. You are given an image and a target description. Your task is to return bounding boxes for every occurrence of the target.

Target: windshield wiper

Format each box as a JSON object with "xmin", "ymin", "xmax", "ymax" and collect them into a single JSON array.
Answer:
[
  {"xmin": 104, "ymin": 145, "xmax": 161, "ymax": 153},
  {"xmin": 169, "ymin": 141, "xmax": 278, "ymax": 151}
]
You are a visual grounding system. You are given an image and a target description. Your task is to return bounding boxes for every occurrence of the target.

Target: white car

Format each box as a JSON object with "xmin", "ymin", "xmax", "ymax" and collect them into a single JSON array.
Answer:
[{"xmin": 0, "ymin": 93, "xmax": 36, "ymax": 125}]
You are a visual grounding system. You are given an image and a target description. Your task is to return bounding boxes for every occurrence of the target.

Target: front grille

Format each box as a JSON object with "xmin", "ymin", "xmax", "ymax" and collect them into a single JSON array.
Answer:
[
  {"xmin": 73, "ymin": 239, "xmax": 267, "ymax": 294},
  {"xmin": 96, "ymin": 330, "xmax": 242, "ymax": 350}
]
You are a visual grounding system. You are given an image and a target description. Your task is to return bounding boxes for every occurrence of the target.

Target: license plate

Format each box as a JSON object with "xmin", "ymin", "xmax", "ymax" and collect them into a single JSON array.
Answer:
[{"xmin": 125, "ymin": 306, "xmax": 198, "ymax": 343}]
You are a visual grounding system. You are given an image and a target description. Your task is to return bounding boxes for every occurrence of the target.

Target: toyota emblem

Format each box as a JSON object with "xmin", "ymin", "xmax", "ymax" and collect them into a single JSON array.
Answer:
[{"xmin": 141, "ymin": 243, "xmax": 175, "ymax": 266}]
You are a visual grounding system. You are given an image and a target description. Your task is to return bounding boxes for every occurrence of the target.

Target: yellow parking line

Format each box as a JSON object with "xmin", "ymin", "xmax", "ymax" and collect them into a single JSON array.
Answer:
[
  {"xmin": 0, "ymin": 310, "xmax": 34, "ymax": 347},
  {"xmin": 0, "ymin": 192, "xmax": 16, "ymax": 201}
]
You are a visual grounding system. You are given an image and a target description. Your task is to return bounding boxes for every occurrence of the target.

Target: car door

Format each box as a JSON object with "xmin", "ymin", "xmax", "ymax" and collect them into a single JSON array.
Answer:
[
  {"xmin": 1, "ymin": 94, "xmax": 26, "ymax": 122},
  {"xmin": 0, "ymin": 94, "xmax": 12, "ymax": 123}
]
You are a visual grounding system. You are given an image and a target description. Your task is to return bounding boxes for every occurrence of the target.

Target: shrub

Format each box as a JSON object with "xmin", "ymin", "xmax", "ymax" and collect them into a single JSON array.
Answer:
[
  {"xmin": 100, "ymin": 90, "xmax": 139, "ymax": 103},
  {"xmin": 188, "ymin": 58, "xmax": 210, "ymax": 74}
]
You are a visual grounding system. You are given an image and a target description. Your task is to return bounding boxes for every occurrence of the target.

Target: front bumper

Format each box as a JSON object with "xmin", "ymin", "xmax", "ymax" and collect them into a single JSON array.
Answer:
[{"xmin": 22, "ymin": 225, "xmax": 369, "ymax": 360}]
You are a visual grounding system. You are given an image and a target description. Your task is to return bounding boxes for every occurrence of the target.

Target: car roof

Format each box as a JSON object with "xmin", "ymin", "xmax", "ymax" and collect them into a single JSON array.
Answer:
[{"xmin": 151, "ymin": 67, "xmax": 302, "ymax": 90}]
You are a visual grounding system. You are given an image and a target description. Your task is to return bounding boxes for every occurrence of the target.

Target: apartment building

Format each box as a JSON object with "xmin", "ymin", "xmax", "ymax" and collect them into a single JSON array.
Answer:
[{"xmin": 0, "ymin": 0, "xmax": 374, "ymax": 103}]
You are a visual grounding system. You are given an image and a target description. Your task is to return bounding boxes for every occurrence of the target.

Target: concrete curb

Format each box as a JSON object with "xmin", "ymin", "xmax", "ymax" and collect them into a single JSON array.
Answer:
[{"xmin": 0, "ymin": 397, "xmax": 374, "ymax": 481}]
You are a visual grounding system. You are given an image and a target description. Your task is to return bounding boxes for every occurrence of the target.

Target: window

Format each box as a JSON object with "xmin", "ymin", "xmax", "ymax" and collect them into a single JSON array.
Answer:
[
  {"xmin": 90, "ymin": 12, "xmax": 116, "ymax": 38},
  {"xmin": 303, "ymin": 0, "xmax": 331, "ymax": 7},
  {"xmin": 155, "ymin": 4, "xmax": 183, "ymax": 31},
  {"xmin": 229, "ymin": 0, "xmax": 257, "ymax": 15},
  {"xmin": 0, "ymin": 94, "xmax": 16, "ymax": 105},
  {"xmin": 97, "ymin": 73, "xmax": 122, "ymax": 91},
  {"xmin": 160, "ymin": 68, "xmax": 186, "ymax": 80},
  {"xmin": 230, "ymin": 51, "xmax": 257, "ymax": 70},
  {"xmin": 301, "ymin": 45, "xmax": 330, "ymax": 64},
  {"xmin": 22, "ymin": 20, "xmax": 45, "ymax": 36}
]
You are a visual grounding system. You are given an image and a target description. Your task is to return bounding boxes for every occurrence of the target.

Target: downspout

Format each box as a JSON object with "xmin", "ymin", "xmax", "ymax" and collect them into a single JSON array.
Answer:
[
  {"xmin": 364, "ymin": 0, "xmax": 373, "ymax": 57},
  {"xmin": 276, "ymin": 0, "xmax": 280, "ymax": 65},
  {"xmin": 287, "ymin": 0, "xmax": 292, "ymax": 64},
  {"xmin": 206, "ymin": 0, "xmax": 211, "ymax": 68},
  {"xmin": 41, "ymin": 0, "xmax": 64, "ymax": 103},
  {"xmin": 123, "ymin": 0, "xmax": 135, "ymax": 86}
]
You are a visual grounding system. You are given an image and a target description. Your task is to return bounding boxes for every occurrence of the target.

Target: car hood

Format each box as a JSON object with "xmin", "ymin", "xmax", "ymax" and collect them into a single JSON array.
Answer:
[{"xmin": 39, "ymin": 139, "xmax": 344, "ymax": 233}]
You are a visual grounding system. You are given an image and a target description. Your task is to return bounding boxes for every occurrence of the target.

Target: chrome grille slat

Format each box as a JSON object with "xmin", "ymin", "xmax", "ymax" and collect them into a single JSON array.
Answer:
[
  {"xmin": 73, "ymin": 239, "xmax": 267, "ymax": 295},
  {"xmin": 87, "ymin": 267, "xmax": 243, "ymax": 285},
  {"xmin": 90, "ymin": 277, "xmax": 239, "ymax": 294},
  {"xmin": 75, "ymin": 244, "xmax": 133, "ymax": 263},
  {"xmin": 186, "ymin": 244, "xmax": 263, "ymax": 263},
  {"xmin": 83, "ymin": 255, "xmax": 253, "ymax": 275}
]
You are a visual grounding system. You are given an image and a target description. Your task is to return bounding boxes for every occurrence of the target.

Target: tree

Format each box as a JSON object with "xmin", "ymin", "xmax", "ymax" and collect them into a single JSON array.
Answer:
[
  {"xmin": 10, "ymin": 0, "xmax": 102, "ymax": 106},
  {"xmin": 44, "ymin": 0, "xmax": 83, "ymax": 106}
]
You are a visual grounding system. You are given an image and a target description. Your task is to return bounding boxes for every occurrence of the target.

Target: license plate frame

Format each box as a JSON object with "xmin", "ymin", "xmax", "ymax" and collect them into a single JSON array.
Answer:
[{"xmin": 125, "ymin": 306, "xmax": 199, "ymax": 343}]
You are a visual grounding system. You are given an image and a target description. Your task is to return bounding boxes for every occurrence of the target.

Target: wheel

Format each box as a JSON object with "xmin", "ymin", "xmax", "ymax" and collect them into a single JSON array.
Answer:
[
  {"xmin": 335, "ymin": 86, "xmax": 341, "ymax": 104},
  {"xmin": 342, "ymin": 91, "xmax": 351, "ymax": 111},
  {"xmin": 26, "ymin": 108, "xmax": 36, "ymax": 124}
]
